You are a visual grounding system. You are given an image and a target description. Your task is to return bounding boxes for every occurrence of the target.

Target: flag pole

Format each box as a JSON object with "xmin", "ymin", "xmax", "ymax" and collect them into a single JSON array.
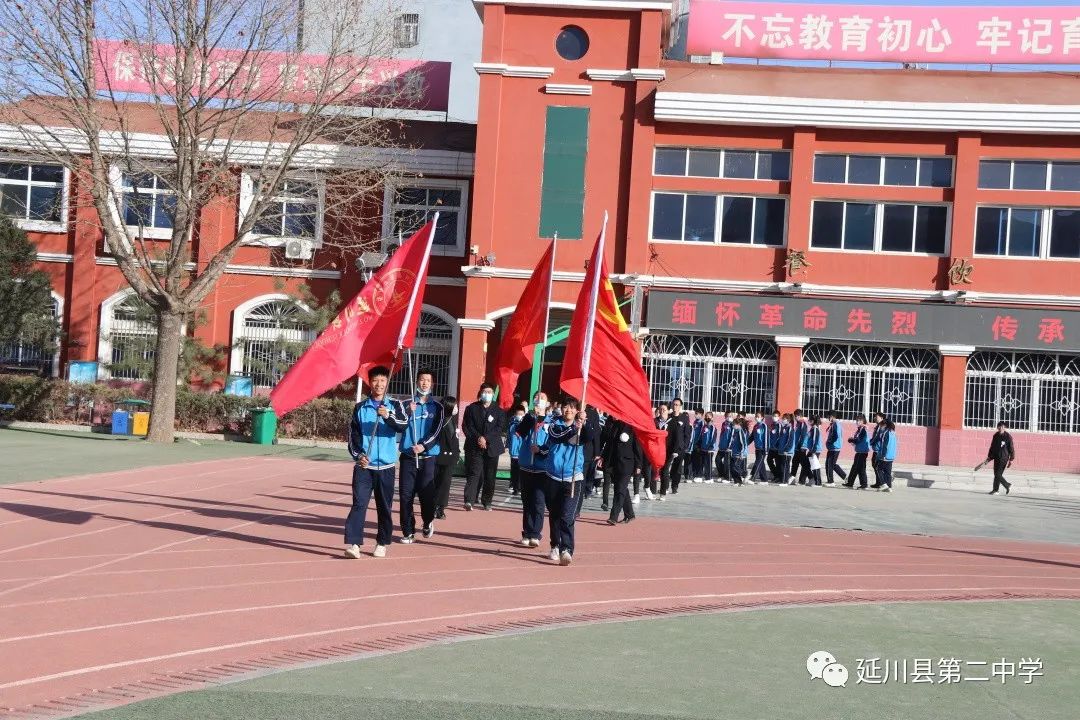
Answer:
[
  {"xmin": 537, "ymin": 233, "xmax": 558, "ymax": 399},
  {"xmin": 407, "ymin": 347, "xmax": 419, "ymax": 469},
  {"xmin": 571, "ymin": 212, "xmax": 608, "ymax": 499}
]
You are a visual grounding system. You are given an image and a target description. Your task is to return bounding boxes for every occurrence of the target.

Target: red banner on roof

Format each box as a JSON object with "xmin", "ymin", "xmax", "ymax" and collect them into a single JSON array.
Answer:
[
  {"xmin": 94, "ymin": 39, "xmax": 450, "ymax": 112},
  {"xmin": 688, "ymin": 1, "xmax": 1080, "ymax": 64}
]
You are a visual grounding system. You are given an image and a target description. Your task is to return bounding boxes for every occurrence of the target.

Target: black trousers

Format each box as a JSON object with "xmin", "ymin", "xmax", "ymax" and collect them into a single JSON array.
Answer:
[
  {"xmin": 659, "ymin": 454, "xmax": 677, "ymax": 495},
  {"xmin": 602, "ymin": 466, "xmax": 614, "ymax": 507},
  {"xmin": 848, "ymin": 452, "xmax": 869, "ymax": 488},
  {"xmin": 545, "ymin": 478, "xmax": 579, "ymax": 554},
  {"xmin": 464, "ymin": 450, "xmax": 499, "ymax": 506},
  {"xmin": 398, "ymin": 456, "xmax": 436, "ymax": 537},
  {"xmin": 767, "ymin": 449, "xmax": 780, "ymax": 481},
  {"xmin": 992, "ymin": 457, "xmax": 1012, "ymax": 492},
  {"xmin": 875, "ymin": 460, "xmax": 894, "ymax": 488},
  {"xmin": 825, "ymin": 450, "xmax": 847, "ymax": 484},
  {"xmin": 795, "ymin": 449, "xmax": 811, "ymax": 484},
  {"xmin": 434, "ymin": 461, "xmax": 454, "ymax": 509},
  {"xmin": 731, "ymin": 455, "xmax": 746, "ymax": 483},
  {"xmin": 778, "ymin": 454, "xmax": 793, "ymax": 484},
  {"xmin": 344, "ymin": 466, "xmax": 394, "ymax": 547},
  {"xmin": 670, "ymin": 453, "xmax": 685, "ymax": 492},
  {"xmin": 609, "ymin": 473, "xmax": 635, "ymax": 522},
  {"xmin": 509, "ymin": 458, "xmax": 521, "ymax": 494},
  {"xmin": 521, "ymin": 469, "xmax": 546, "ymax": 540},
  {"xmin": 750, "ymin": 449, "xmax": 769, "ymax": 482}
]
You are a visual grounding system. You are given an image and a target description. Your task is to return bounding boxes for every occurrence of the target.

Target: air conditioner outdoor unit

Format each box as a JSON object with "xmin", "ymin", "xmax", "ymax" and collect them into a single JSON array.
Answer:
[{"xmin": 284, "ymin": 238, "xmax": 314, "ymax": 260}]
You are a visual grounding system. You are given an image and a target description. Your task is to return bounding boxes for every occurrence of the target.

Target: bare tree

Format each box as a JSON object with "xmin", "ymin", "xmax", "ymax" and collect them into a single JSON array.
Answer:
[{"xmin": 0, "ymin": 0, "xmax": 418, "ymax": 441}]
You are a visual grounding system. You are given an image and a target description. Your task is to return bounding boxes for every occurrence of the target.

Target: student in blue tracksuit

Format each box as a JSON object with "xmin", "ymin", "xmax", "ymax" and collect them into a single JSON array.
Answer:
[
  {"xmin": 729, "ymin": 418, "xmax": 749, "ymax": 485},
  {"xmin": 345, "ymin": 365, "xmax": 408, "ymax": 559},
  {"xmin": 699, "ymin": 413, "xmax": 718, "ymax": 483},
  {"xmin": 507, "ymin": 404, "xmax": 527, "ymax": 496},
  {"xmin": 716, "ymin": 412, "xmax": 734, "ymax": 482},
  {"xmin": 845, "ymin": 414, "xmax": 871, "ymax": 489},
  {"xmin": 398, "ymin": 368, "xmax": 445, "ymax": 544},
  {"xmin": 515, "ymin": 392, "xmax": 553, "ymax": 548},
  {"xmin": 824, "ymin": 410, "xmax": 848, "ymax": 485},
  {"xmin": 874, "ymin": 420, "xmax": 898, "ymax": 492},
  {"xmin": 806, "ymin": 416, "xmax": 826, "ymax": 486},
  {"xmin": 870, "ymin": 412, "xmax": 887, "ymax": 473},
  {"xmin": 750, "ymin": 411, "xmax": 771, "ymax": 483},
  {"xmin": 791, "ymin": 410, "xmax": 811, "ymax": 485},
  {"xmin": 767, "ymin": 411, "xmax": 782, "ymax": 481},
  {"xmin": 777, "ymin": 414, "xmax": 797, "ymax": 485},
  {"xmin": 689, "ymin": 410, "xmax": 706, "ymax": 481},
  {"xmin": 544, "ymin": 399, "xmax": 594, "ymax": 566}
]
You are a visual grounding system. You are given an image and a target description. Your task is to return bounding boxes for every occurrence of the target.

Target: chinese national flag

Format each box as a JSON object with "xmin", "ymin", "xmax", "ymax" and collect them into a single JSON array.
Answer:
[
  {"xmin": 270, "ymin": 220, "xmax": 436, "ymax": 417},
  {"xmin": 559, "ymin": 216, "xmax": 667, "ymax": 470},
  {"xmin": 494, "ymin": 241, "xmax": 555, "ymax": 410}
]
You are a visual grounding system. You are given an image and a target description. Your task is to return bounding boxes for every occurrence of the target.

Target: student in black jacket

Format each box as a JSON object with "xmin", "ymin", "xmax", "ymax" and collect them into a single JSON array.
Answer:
[
  {"xmin": 662, "ymin": 397, "xmax": 691, "ymax": 496},
  {"xmin": 602, "ymin": 416, "xmax": 643, "ymax": 524},
  {"xmin": 433, "ymin": 396, "xmax": 460, "ymax": 519},
  {"xmin": 987, "ymin": 422, "xmax": 1016, "ymax": 495},
  {"xmin": 462, "ymin": 383, "xmax": 507, "ymax": 510}
]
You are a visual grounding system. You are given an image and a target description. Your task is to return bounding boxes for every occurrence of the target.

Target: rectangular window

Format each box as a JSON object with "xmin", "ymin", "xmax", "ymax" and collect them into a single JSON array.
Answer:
[
  {"xmin": 394, "ymin": 13, "xmax": 420, "ymax": 48},
  {"xmin": 979, "ymin": 159, "xmax": 1080, "ymax": 191},
  {"xmin": 653, "ymin": 147, "xmax": 791, "ymax": 181},
  {"xmin": 252, "ymin": 179, "xmax": 319, "ymax": 240},
  {"xmin": 814, "ymin": 154, "xmax": 953, "ymax": 187},
  {"xmin": 978, "ymin": 206, "xmax": 1080, "ymax": 259},
  {"xmin": 387, "ymin": 181, "xmax": 468, "ymax": 254},
  {"xmin": 121, "ymin": 172, "xmax": 176, "ymax": 231},
  {"xmin": 650, "ymin": 192, "xmax": 786, "ymax": 246},
  {"xmin": 0, "ymin": 161, "xmax": 65, "ymax": 227},
  {"xmin": 811, "ymin": 200, "xmax": 949, "ymax": 254},
  {"xmin": 539, "ymin": 106, "xmax": 589, "ymax": 239}
]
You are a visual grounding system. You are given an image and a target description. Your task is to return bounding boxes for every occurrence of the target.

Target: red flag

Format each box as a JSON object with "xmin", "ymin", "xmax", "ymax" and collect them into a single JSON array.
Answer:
[
  {"xmin": 494, "ymin": 241, "xmax": 555, "ymax": 410},
  {"xmin": 559, "ymin": 215, "xmax": 666, "ymax": 470},
  {"xmin": 270, "ymin": 220, "xmax": 436, "ymax": 417}
]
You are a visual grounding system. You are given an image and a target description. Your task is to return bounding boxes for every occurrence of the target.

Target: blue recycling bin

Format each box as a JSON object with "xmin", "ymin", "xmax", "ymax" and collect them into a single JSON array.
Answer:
[{"xmin": 111, "ymin": 409, "xmax": 132, "ymax": 435}]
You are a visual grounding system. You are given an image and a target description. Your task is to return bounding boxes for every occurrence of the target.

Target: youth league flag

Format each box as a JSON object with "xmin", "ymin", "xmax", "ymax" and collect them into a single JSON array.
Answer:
[
  {"xmin": 269, "ymin": 219, "xmax": 437, "ymax": 417},
  {"xmin": 494, "ymin": 240, "xmax": 556, "ymax": 410},
  {"xmin": 559, "ymin": 214, "xmax": 667, "ymax": 470}
]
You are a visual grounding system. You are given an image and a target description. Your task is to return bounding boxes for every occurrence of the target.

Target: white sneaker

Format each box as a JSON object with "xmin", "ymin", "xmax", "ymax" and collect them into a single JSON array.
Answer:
[
  {"xmin": 549, "ymin": 548, "xmax": 560, "ymax": 562},
  {"xmin": 703, "ymin": 478, "xmax": 715, "ymax": 484},
  {"xmin": 657, "ymin": 495, "xmax": 666, "ymax": 502},
  {"xmin": 373, "ymin": 544, "xmax": 388, "ymax": 558},
  {"xmin": 721, "ymin": 479, "xmax": 732, "ymax": 485},
  {"xmin": 529, "ymin": 538, "xmax": 541, "ymax": 548},
  {"xmin": 989, "ymin": 490, "xmax": 1000, "ymax": 495},
  {"xmin": 787, "ymin": 478, "xmax": 796, "ymax": 485},
  {"xmin": 693, "ymin": 477, "xmax": 703, "ymax": 483},
  {"xmin": 644, "ymin": 488, "xmax": 655, "ymax": 500},
  {"xmin": 521, "ymin": 537, "xmax": 532, "ymax": 547},
  {"xmin": 400, "ymin": 535, "xmax": 415, "ymax": 544},
  {"xmin": 559, "ymin": 550, "xmax": 573, "ymax": 566},
  {"xmin": 882, "ymin": 486, "xmax": 892, "ymax": 493},
  {"xmin": 343, "ymin": 544, "xmax": 361, "ymax": 559},
  {"xmin": 632, "ymin": 493, "xmax": 641, "ymax": 505}
]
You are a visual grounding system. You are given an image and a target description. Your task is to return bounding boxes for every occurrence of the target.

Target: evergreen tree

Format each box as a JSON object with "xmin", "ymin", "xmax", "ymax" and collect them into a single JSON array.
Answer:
[{"xmin": 0, "ymin": 215, "xmax": 57, "ymax": 350}]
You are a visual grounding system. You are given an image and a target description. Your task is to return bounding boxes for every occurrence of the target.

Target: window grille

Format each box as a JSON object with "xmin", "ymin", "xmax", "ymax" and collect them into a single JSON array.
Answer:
[
  {"xmin": 965, "ymin": 351, "xmax": 1080, "ymax": 434},
  {"xmin": 642, "ymin": 335, "xmax": 777, "ymax": 413}
]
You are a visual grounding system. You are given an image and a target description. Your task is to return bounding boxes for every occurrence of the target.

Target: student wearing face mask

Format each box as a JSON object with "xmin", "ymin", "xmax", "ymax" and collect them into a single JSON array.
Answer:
[
  {"xmin": 699, "ymin": 413, "xmax": 718, "ymax": 483},
  {"xmin": 791, "ymin": 409, "xmax": 811, "ymax": 485},
  {"xmin": 463, "ymin": 383, "xmax": 507, "ymax": 511},
  {"xmin": 646, "ymin": 403, "xmax": 670, "ymax": 500},
  {"xmin": 398, "ymin": 368, "xmax": 444, "ymax": 543},
  {"xmin": 873, "ymin": 419, "xmax": 898, "ymax": 493},
  {"xmin": 515, "ymin": 392, "xmax": 552, "ymax": 548},
  {"xmin": 844, "ymin": 413, "xmax": 870, "ymax": 490},
  {"xmin": 690, "ymin": 408, "xmax": 706, "ymax": 482},
  {"xmin": 767, "ymin": 411, "xmax": 782, "ymax": 481},
  {"xmin": 716, "ymin": 411, "xmax": 735, "ymax": 483},
  {"xmin": 806, "ymin": 415, "xmax": 825, "ymax": 487},
  {"xmin": 729, "ymin": 417, "xmax": 749, "ymax": 485},
  {"xmin": 433, "ymin": 396, "xmax": 461, "ymax": 518},
  {"xmin": 824, "ymin": 410, "xmax": 848, "ymax": 486},
  {"xmin": 777, "ymin": 413, "xmax": 797, "ymax": 485},
  {"xmin": 544, "ymin": 399, "xmax": 594, "ymax": 565},
  {"xmin": 750, "ymin": 411, "xmax": 770, "ymax": 484},
  {"xmin": 507, "ymin": 403, "xmax": 527, "ymax": 496}
]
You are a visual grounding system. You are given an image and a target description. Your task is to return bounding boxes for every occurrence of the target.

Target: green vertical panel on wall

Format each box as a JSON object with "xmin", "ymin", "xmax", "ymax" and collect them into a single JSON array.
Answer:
[{"xmin": 538, "ymin": 106, "xmax": 589, "ymax": 239}]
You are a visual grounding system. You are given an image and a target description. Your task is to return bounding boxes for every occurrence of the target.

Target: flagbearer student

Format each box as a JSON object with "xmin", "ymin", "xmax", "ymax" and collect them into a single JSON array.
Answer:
[
  {"xmin": 463, "ymin": 383, "xmax": 507, "ymax": 511},
  {"xmin": 398, "ymin": 368, "xmax": 444, "ymax": 543},
  {"xmin": 345, "ymin": 366, "xmax": 408, "ymax": 559},
  {"xmin": 544, "ymin": 399, "xmax": 594, "ymax": 565},
  {"xmin": 515, "ymin": 392, "xmax": 552, "ymax": 548}
]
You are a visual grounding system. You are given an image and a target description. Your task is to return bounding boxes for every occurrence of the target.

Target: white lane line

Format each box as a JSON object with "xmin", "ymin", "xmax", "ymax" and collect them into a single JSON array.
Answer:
[
  {"xmin": 1, "ymin": 585, "xmax": 1073, "ymax": 691},
  {"xmin": 2, "ymin": 573, "xmax": 1079, "ymax": 645}
]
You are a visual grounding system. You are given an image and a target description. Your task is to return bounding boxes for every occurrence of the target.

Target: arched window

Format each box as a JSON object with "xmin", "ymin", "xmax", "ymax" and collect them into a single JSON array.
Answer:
[
  {"xmin": 965, "ymin": 351, "xmax": 1080, "ymax": 434},
  {"xmin": 0, "ymin": 296, "xmax": 59, "ymax": 375},
  {"xmin": 388, "ymin": 310, "xmax": 454, "ymax": 398},
  {"xmin": 107, "ymin": 295, "xmax": 157, "ymax": 380},
  {"xmin": 641, "ymin": 335, "xmax": 777, "ymax": 412},
  {"xmin": 237, "ymin": 300, "xmax": 315, "ymax": 388},
  {"xmin": 801, "ymin": 343, "xmax": 940, "ymax": 426}
]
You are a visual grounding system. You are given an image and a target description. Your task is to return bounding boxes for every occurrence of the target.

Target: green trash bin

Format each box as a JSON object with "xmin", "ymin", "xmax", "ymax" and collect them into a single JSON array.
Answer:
[{"xmin": 251, "ymin": 407, "xmax": 277, "ymax": 445}]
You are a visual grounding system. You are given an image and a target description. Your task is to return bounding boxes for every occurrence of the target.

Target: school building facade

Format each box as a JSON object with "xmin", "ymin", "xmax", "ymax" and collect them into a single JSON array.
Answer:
[{"xmin": 458, "ymin": 0, "xmax": 1080, "ymax": 473}]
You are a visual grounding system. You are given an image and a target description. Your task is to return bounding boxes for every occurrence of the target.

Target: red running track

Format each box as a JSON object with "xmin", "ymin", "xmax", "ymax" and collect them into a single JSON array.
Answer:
[{"xmin": 1, "ymin": 456, "xmax": 1079, "ymax": 717}]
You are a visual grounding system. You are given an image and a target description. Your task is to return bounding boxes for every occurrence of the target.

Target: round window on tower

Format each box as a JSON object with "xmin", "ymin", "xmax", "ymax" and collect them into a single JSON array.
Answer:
[{"xmin": 555, "ymin": 25, "xmax": 590, "ymax": 61}]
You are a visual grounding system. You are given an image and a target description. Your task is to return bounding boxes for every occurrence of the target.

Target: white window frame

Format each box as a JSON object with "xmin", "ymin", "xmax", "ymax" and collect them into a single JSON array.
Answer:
[
  {"xmin": 809, "ymin": 199, "xmax": 951, "ymax": 257},
  {"xmin": 648, "ymin": 191, "xmax": 789, "ymax": 248},
  {"xmin": 108, "ymin": 166, "xmax": 176, "ymax": 240},
  {"xmin": 229, "ymin": 294, "xmax": 315, "ymax": 388},
  {"xmin": 964, "ymin": 351, "xmax": 1080, "ymax": 434},
  {"xmin": 973, "ymin": 205, "xmax": 1080, "ymax": 262},
  {"xmin": 977, "ymin": 158, "xmax": 1080, "ymax": 192},
  {"xmin": 381, "ymin": 178, "xmax": 469, "ymax": 257},
  {"xmin": 652, "ymin": 146, "xmax": 792, "ymax": 181},
  {"xmin": 238, "ymin": 172, "xmax": 325, "ymax": 248},
  {"xmin": 0, "ymin": 157, "xmax": 69, "ymax": 233},
  {"xmin": 812, "ymin": 153, "xmax": 955, "ymax": 188}
]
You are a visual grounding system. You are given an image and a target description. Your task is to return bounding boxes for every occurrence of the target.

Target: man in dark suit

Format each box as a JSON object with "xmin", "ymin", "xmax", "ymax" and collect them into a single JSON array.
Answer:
[
  {"xmin": 987, "ymin": 421, "xmax": 1016, "ymax": 496},
  {"xmin": 601, "ymin": 416, "xmax": 643, "ymax": 524},
  {"xmin": 663, "ymin": 397, "xmax": 691, "ymax": 496},
  {"xmin": 463, "ymin": 383, "xmax": 506, "ymax": 510}
]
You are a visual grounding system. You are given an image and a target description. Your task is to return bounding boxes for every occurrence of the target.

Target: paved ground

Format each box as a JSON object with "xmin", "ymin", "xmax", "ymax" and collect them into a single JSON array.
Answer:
[{"xmin": 77, "ymin": 601, "xmax": 1080, "ymax": 720}]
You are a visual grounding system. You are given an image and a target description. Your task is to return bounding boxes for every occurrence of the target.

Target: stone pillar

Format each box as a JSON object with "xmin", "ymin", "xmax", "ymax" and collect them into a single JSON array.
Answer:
[
  {"xmin": 937, "ymin": 344, "xmax": 974, "ymax": 466},
  {"xmin": 774, "ymin": 335, "xmax": 809, "ymax": 412},
  {"xmin": 457, "ymin": 320, "xmax": 494, "ymax": 401}
]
